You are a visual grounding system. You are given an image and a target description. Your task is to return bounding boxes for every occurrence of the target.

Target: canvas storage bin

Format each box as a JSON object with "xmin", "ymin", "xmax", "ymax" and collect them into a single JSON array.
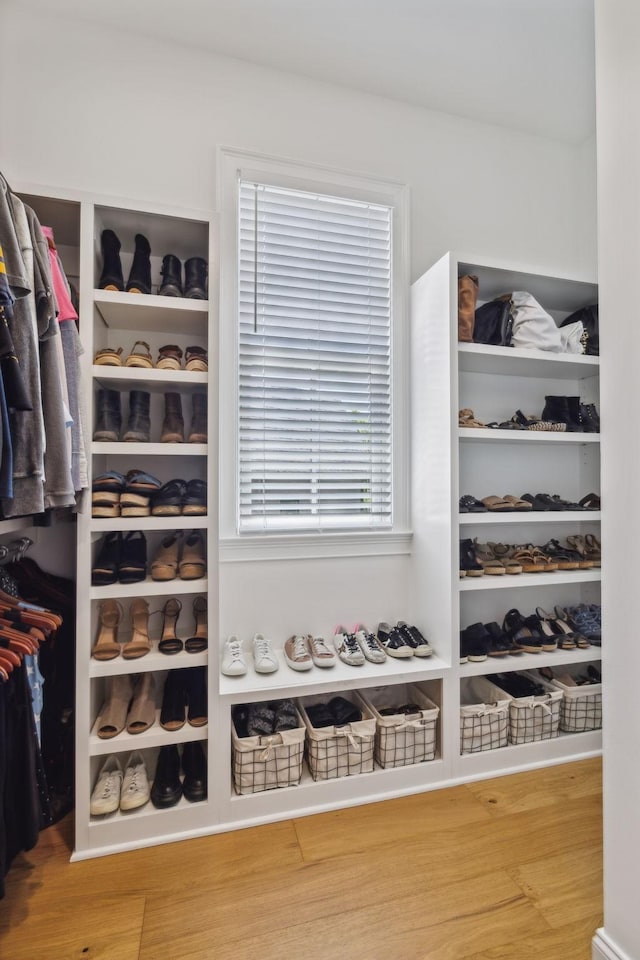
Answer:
[
  {"xmin": 231, "ymin": 706, "xmax": 306, "ymax": 795},
  {"xmin": 498, "ymin": 672, "xmax": 562, "ymax": 744},
  {"xmin": 460, "ymin": 677, "xmax": 511, "ymax": 754},
  {"xmin": 549, "ymin": 667, "xmax": 602, "ymax": 732},
  {"xmin": 298, "ymin": 692, "xmax": 376, "ymax": 781},
  {"xmin": 358, "ymin": 683, "xmax": 439, "ymax": 769}
]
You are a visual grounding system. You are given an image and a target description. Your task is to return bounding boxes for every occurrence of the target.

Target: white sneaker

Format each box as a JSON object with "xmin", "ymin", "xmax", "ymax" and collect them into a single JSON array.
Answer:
[
  {"xmin": 333, "ymin": 625, "xmax": 365, "ymax": 666},
  {"xmin": 120, "ymin": 751, "xmax": 150, "ymax": 811},
  {"xmin": 252, "ymin": 634, "xmax": 279, "ymax": 674},
  {"xmin": 308, "ymin": 635, "xmax": 336, "ymax": 668},
  {"xmin": 284, "ymin": 634, "xmax": 313, "ymax": 671},
  {"xmin": 353, "ymin": 623, "xmax": 387, "ymax": 664},
  {"xmin": 90, "ymin": 755, "xmax": 123, "ymax": 816},
  {"xmin": 221, "ymin": 635, "xmax": 247, "ymax": 676}
]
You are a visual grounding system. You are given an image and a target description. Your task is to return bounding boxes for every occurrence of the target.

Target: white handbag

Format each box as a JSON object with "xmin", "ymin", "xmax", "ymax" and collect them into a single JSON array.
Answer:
[
  {"xmin": 510, "ymin": 291, "xmax": 563, "ymax": 352},
  {"xmin": 558, "ymin": 319, "xmax": 586, "ymax": 354}
]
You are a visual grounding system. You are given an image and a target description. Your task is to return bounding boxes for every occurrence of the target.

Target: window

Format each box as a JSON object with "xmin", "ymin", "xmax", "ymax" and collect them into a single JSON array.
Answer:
[{"xmin": 237, "ymin": 180, "xmax": 393, "ymax": 534}]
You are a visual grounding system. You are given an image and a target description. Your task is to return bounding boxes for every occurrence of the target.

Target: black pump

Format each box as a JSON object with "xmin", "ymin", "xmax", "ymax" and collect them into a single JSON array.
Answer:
[
  {"xmin": 98, "ymin": 229, "xmax": 124, "ymax": 291},
  {"xmin": 159, "ymin": 254, "xmax": 183, "ymax": 297},
  {"xmin": 184, "ymin": 257, "xmax": 208, "ymax": 299},
  {"xmin": 126, "ymin": 233, "xmax": 152, "ymax": 294}
]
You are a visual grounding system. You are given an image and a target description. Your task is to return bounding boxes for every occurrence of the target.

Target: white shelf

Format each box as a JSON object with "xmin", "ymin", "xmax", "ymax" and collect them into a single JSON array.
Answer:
[
  {"xmin": 89, "ymin": 646, "xmax": 208, "ymax": 677},
  {"xmin": 90, "ymin": 517, "xmax": 209, "ymax": 532},
  {"xmin": 90, "ymin": 793, "xmax": 208, "ymax": 826},
  {"xmin": 458, "ymin": 510, "xmax": 600, "ymax": 525},
  {"xmin": 92, "ymin": 366, "xmax": 208, "ymax": 390},
  {"xmin": 91, "ymin": 442, "xmax": 207, "ymax": 456},
  {"xmin": 90, "ymin": 713, "xmax": 208, "ymax": 756},
  {"xmin": 458, "ymin": 342, "xmax": 599, "ymax": 380},
  {"xmin": 90, "ymin": 577, "xmax": 208, "ymax": 599},
  {"xmin": 457, "ymin": 728, "xmax": 602, "ymax": 777},
  {"xmin": 459, "ymin": 646, "xmax": 600, "ymax": 678},
  {"xmin": 219, "ymin": 651, "xmax": 449, "ymax": 702},
  {"xmin": 459, "ymin": 427, "xmax": 599, "ymax": 444},
  {"xmin": 459, "ymin": 569, "xmax": 600, "ymax": 591},
  {"xmin": 94, "ymin": 289, "xmax": 208, "ymax": 335}
]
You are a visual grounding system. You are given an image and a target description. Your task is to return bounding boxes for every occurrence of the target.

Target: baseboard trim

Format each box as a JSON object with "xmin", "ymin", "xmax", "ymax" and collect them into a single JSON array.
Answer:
[{"xmin": 593, "ymin": 929, "xmax": 636, "ymax": 960}]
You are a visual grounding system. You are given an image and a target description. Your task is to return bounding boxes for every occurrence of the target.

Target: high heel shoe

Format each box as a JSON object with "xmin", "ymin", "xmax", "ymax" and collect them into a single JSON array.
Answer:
[
  {"xmin": 97, "ymin": 674, "xmax": 133, "ymax": 739},
  {"xmin": 125, "ymin": 673, "xmax": 157, "ymax": 735},
  {"xmin": 150, "ymin": 531, "xmax": 183, "ymax": 581},
  {"xmin": 158, "ymin": 598, "xmax": 183, "ymax": 655},
  {"xmin": 534, "ymin": 607, "xmax": 575, "ymax": 650},
  {"xmin": 92, "ymin": 600, "xmax": 123, "ymax": 660},
  {"xmin": 179, "ymin": 531, "xmax": 206, "ymax": 580},
  {"xmin": 122, "ymin": 598, "xmax": 151, "ymax": 659},
  {"xmin": 185, "ymin": 595, "xmax": 207, "ymax": 653}
]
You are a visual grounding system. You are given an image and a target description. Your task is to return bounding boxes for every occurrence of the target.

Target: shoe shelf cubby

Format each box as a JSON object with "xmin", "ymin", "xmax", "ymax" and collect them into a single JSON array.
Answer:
[
  {"xmin": 59, "ymin": 188, "xmax": 218, "ymax": 860},
  {"xmin": 411, "ymin": 251, "xmax": 602, "ymax": 778}
]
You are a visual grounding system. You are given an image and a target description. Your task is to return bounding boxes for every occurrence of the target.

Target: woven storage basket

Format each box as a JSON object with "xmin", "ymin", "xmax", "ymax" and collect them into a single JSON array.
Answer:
[
  {"xmin": 358, "ymin": 683, "xmax": 439, "ymax": 769},
  {"xmin": 496, "ymin": 672, "xmax": 562, "ymax": 744},
  {"xmin": 298, "ymin": 692, "xmax": 376, "ymax": 781},
  {"xmin": 549, "ymin": 668, "xmax": 602, "ymax": 732},
  {"xmin": 231, "ymin": 707, "xmax": 305, "ymax": 795},
  {"xmin": 460, "ymin": 677, "xmax": 511, "ymax": 754}
]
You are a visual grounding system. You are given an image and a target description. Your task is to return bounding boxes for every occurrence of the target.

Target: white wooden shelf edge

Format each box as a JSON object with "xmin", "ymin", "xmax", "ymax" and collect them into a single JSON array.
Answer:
[
  {"xmin": 458, "ymin": 511, "xmax": 601, "ymax": 525},
  {"xmin": 93, "ymin": 289, "xmax": 208, "ymax": 313},
  {"xmin": 459, "ymin": 646, "xmax": 600, "ymax": 678},
  {"xmin": 459, "ymin": 428, "xmax": 600, "ymax": 444},
  {"xmin": 89, "ymin": 647, "xmax": 208, "ymax": 677},
  {"xmin": 459, "ymin": 569, "xmax": 601, "ymax": 591},
  {"xmin": 89, "ymin": 713, "xmax": 208, "ymax": 756},
  {"xmin": 90, "ymin": 577, "xmax": 208, "ymax": 599},
  {"xmin": 91, "ymin": 442, "xmax": 208, "ymax": 456}
]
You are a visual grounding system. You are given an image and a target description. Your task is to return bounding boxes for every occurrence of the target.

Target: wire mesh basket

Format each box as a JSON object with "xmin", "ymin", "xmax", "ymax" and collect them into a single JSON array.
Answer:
[
  {"xmin": 231, "ymin": 706, "xmax": 305, "ymax": 795},
  {"xmin": 549, "ymin": 667, "xmax": 602, "ymax": 732},
  {"xmin": 460, "ymin": 677, "xmax": 511, "ymax": 754},
  {"xmin": 298, "ymin": 692, "xmax": 376, "ymax": 781}
]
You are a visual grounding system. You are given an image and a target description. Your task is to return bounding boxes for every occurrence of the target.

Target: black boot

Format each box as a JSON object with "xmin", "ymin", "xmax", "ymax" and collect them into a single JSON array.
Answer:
[
  {"xmin": 151, "ymin": 745, "xmax": 182, "ymax": 808},
  {"xmin": 158, "ymin": 254, "xmax": 183, "ymax": 297},
  {"xmin": 126, "ymin": 233, "xmax": 152, "ymax": 295},
  {"xmin": 566, "ymin": 396, "xmax": 586, "ymax": 432},
  {"xmin": 541, "ymin": 395, "xmax": 579, "ymax": 431},
  {"xmin": 188, "ymin": 392, "xmax": 207, "ymax": 443},
  {"xmin": 184, "ymin": 257, "xmax": 208, "ymax": 300},
  {"xmin": 186, "ymin": 666, "xmax": 207, "ymax": 727},
  {"xmin": 93, "ymin": 389, "xmax": 122, "ymax": 441},
  {"xmin": 98, "ymin": 229, "xmax": 124, "ymax": 291},
  {"xmin": 123, "ymin": 390, "xmax": 151, "ymax": 442},
  {"xmin": 182, "ymin": 742, "xmax": 207, "ymax": 802},
  {"xmin": 581, "ymin": 402, "xmax": 600, "ymax": 433}
]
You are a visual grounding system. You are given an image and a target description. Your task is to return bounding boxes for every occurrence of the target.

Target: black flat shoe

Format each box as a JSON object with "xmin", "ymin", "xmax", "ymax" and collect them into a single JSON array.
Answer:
[
  {"xmin": 182, "ymin": 742, "xmax": 207, "ymax": 802},
  {"xmin": 117, "ymin": 530, "xmax": 147, "ymax": 583},
  {"xmin": 91, "ymin": 532, "xmax": 122, "ymax": 586},
  {"xmin": 183, "ymin": 479, "xmax": 207, "ymax": 516},
  {"xmin": 459, "ymin": 495, "xmax": 488, "ymax": 513},
  {"xmin": 151, "ymin": 479, "xmax": 187, "ymax": 516},
  {"xmin": 151, "ymin": 745, "xmax": 182, "ymax": 808}
]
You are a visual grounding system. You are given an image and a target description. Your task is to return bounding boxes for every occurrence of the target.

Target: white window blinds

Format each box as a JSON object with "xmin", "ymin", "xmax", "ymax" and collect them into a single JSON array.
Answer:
[{"xmin": 238, "ymin": 180, "xmax": 393, "ymax": 533}]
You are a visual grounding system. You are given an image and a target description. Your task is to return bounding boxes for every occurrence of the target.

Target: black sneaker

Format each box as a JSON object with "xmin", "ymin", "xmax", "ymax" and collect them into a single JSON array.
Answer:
[
  {"xmin": 377, "ymin": 622, "xmax": 413, "ymax": 659},
  {"xmin": 460, "ymin": 623, "xmax": 490, "ymax": 662},
  {"xmin": 396, "ymin": 621, "xmax": 433, "ymax": 657}
]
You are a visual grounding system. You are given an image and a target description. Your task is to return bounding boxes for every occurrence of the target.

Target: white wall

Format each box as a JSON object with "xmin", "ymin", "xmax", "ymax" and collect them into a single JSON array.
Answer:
[
  {"xmin": 0, "ymin": 3, "xmax": 598, "ymax": 643},
  {"xmin": 0, "ymin": 3, "xmax": 596, "ymax": 282},
  {"xmin": 594, "ymin": 6, "xmax": 640, "ymax": 959}
]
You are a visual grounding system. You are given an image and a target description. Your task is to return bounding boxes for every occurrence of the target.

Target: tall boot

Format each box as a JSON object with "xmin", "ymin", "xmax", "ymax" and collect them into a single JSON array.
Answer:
[
  {"xmin": 458, "ymin": 274, "xmax": 479, "ymax": 342},
  {"xmin": 126, "ymin": 233, "xmax": 152, "ymax": 295},
  {"xmin": 184, "ymin": 257, "xmax": 208, "ymax": 300},
  {"xmin": 93, "ymin": 389, "xmax": 122, "ymax": 441},
  {"xmin": 123, "ymin": 390, "xmax": 151, "ymax": 442},
  {"xmin": 161, "ymin": 392, "xmax": 184, "ymax": 443},
  {"xmin": 188, "ymin": 392, "xmax": 207, "ymax": 443},
  {"xmin": 98, "ymin": 229, "xmax": 124, "ymax": 291},
  {"xmin": 158, "ymin": 254, "xmax": 183, "ymax": 297}
]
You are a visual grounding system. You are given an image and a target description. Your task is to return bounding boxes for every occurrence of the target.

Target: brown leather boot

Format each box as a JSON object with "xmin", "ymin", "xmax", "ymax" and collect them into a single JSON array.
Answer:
[
  {"xmin": 458, "ymin": 275, "xmax": 479, "ymax": 342},
  {"xmin": 161, "ymin": 392, "xmax": 184, "ymax": 442}
]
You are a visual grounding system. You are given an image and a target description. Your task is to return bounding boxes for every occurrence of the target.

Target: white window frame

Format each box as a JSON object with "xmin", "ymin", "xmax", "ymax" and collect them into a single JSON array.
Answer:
[{"xmin": 218, "ymin": 147, "xmax": 411, "ymax": 560}]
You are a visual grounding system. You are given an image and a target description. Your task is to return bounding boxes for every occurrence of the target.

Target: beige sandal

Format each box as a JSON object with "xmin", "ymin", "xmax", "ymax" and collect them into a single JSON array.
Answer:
[
  {"xmin": 92, "ymin": 600, "xmax": 123, "ymax": 660},
  {"xmin": 486, "ymin": 542, "xmax": 522, "ymax": 575},
  {"xmin": 501, "ymin": 494, "xmax": 533, "ymax": 511},
  {"xmin": 473, "ymin": 541, "xmax": 506, "ymax": 575},
  {"xmin": 150, "ymin": 532, "xmax": 183, "ymax": 581},
  {"xmin": 156, "ymin": 344, "xmax": 183, "ymax": 370},
  {"xmin": 481, "ymin": 495, "xmax": 512, "ymax": 512},
  {"xmin": 125, "ymin": 340, "xmax": 153, "ymax": 368},
  {"xmin": 122, "ymin": 598, "xmax": 152, "ymax": 659},
  {"xmin": 94, "ymin": 346, "xmax": 123, "ymax": 367},
  {"xmin": 179, "ymin": 531, "xmax": 206, "ymax": 580},
  {"xmin": 508, "ymin": 545, "xmax": 545, "ymax": 573},
  {"xmin": 185, "ymin": 346, "xmax": 208, "ymax": 372},
  {"xmin": 459, "ymin": 408, "xmax": 487, "ymax": 428}
]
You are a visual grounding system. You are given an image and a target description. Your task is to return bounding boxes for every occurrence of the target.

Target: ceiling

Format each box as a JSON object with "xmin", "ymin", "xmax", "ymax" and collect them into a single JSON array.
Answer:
[{"xmin": 18, "ymin": 0, "xmax": 595, "ymax": 143}]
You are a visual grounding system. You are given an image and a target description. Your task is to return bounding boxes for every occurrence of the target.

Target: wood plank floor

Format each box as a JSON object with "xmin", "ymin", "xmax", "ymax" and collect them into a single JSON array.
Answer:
[{"xmin": 0, "ymin": 757, "xmax": 603, "ymax": 960}]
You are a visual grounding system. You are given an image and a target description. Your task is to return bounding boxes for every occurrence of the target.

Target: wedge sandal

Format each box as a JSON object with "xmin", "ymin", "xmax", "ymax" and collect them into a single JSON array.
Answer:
[
  {"xmin": 94, "ymin": 346, "xmax": 123, "ymax": 367},
  {"xmin": 151, "ymin": 532, "xmax": 183, "ymax": 582},
  {"xmin": 486, "ymin": 542, "xmax": 522, "ymax": 575},
  {"xmin": 473, "ymin": 541, "xmax": 505, "ymax": 575},
  {"xmin": 179, "ymin": 531, "xmax": 206, "ymax": 581},
  {"xmin": 125, "ymin": 340, "xmax": 153, "ymax": 368},
  {"xmin": 185, "ymin": 346, "xmax": 208, "ymax": 372},
  {"xmin": 156, "ymin": 344, "xmax": 183, "ymax": 370}
]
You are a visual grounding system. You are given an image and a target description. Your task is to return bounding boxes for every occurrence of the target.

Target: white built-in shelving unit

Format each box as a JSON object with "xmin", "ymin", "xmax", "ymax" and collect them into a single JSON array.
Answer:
[{"xmin": 411, "ymin": 251, "xmax": 602, "ymax": 781}]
